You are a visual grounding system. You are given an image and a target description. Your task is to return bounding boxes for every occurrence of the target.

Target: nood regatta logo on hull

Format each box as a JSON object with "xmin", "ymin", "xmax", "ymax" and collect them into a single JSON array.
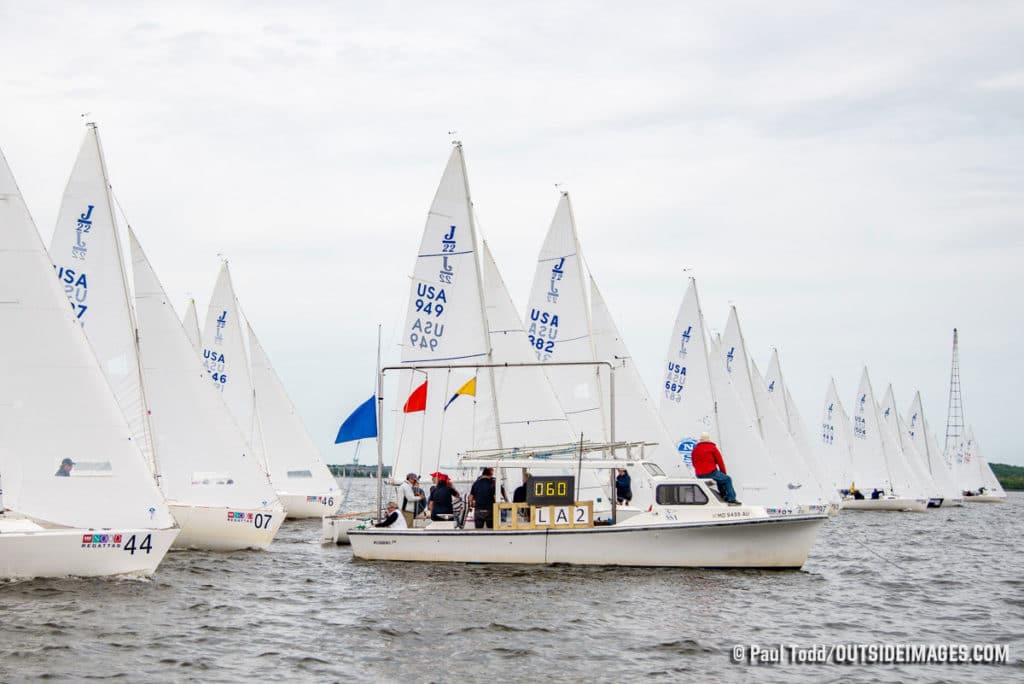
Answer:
[
  {"xmin": 81, "ymin": 533, "xmax": 123, "ymax": 548},
  {"xmin": 306, "ymin": 495, "xmax": 336, "ymax": 506}
]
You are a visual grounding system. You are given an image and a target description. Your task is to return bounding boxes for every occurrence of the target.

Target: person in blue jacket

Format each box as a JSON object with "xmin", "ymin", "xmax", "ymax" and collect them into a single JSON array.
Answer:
[{"xmin": 615, "ymin": 469, "xmax": 632, "ymax": 506}]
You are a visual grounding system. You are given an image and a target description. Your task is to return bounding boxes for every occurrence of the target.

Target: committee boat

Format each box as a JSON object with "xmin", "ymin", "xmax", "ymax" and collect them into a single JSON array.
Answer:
[{"xmin": 349, "ymin": 450, "xmax": 827, "ymax": 569}]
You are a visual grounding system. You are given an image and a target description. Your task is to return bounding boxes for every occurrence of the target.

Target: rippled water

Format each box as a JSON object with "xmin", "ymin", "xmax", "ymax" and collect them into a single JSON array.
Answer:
[{"xmin": 2, "ymin": 479, "xmax": 1022, "ymax": 683}]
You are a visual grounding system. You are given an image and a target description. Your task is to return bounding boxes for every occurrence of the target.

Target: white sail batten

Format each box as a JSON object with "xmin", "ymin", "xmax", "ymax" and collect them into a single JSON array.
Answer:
[
  {"xmin": 247, "ymin": 323, "xmax": 340, "ymax": 507},
  {"xmin": 658, "ymin": 278, "xmax": 717, "ymax": 472},
  {"xmin": 524, "ymin": 193, "xmax": 606, "ymax": 443},
  {"xmin": 47, "ymin": 125, "xmax": 154, "ymax": 473},
  {"xmin": 0, "ymin": 146, "xmax": 174, "ymax": 530},
  {"xmin": 130, "ymin": 230, "xmax": 280, "ymax": 510}
]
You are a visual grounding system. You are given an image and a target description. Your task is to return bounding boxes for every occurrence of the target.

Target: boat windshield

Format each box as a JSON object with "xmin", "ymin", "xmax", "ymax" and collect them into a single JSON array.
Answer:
[
  {"xmin": 656, "ymin": 484, "xmax": 709, "ymax": 505},
  {"xmin": 642, "ymin": 462, "xmax": 666, "ymax": 477}
]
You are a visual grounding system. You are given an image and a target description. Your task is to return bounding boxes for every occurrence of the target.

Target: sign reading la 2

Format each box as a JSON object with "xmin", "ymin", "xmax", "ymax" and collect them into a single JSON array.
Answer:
[{"xmin": 525, "ymin": 476, "xmax": 575, "ymax": 506}]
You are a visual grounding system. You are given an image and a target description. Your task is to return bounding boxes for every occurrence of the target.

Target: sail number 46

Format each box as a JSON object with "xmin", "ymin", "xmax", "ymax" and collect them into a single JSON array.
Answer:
[{"xmin": 123, "ymin": 534, "xmax": 153, "ymax": 555}]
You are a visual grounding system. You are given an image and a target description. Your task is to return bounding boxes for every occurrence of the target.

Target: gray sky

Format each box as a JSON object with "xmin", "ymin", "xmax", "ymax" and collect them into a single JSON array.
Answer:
[{"xmin": 3, "ymin": 1, "xmax": 1022, "ymax": 466}]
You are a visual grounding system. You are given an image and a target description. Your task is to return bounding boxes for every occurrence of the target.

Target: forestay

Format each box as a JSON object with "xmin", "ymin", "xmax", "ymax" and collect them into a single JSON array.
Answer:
[
  {"xmin": 130, "ymin": 230, "xmax": 278, "ymax": 510},
  {"xmin": 47, "ymin": 125, "xmax": 154, "ymax": 472},
  {"xmin": 0, "ymin": 146, "xmax": 174, "ymax": 530}
]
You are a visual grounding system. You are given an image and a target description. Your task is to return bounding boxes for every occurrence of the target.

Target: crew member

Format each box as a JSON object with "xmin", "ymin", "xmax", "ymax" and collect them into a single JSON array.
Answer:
[
  {"xmin": 690, "ymin": 433, "xmax": 740, "ymax": 505},
  {"xmin": 399, "ymin": 473, "xmax": 425, "ymax": 527},
  {"xmin": 374, "ymin": 502, "xmax": 407, "ymax": 528}
]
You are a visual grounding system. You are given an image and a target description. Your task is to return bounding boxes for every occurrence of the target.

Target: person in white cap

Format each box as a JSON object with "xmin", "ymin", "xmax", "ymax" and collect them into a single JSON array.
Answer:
[{"xmin": 691, "ymin": 432, "xmax": 740, "ymax": 505}]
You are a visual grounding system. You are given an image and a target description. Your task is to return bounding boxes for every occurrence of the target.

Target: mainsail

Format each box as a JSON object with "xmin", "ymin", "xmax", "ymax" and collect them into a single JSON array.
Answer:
[{"xmin": 0, "ymin": 144, "xmax": 174, "ymax": 530}]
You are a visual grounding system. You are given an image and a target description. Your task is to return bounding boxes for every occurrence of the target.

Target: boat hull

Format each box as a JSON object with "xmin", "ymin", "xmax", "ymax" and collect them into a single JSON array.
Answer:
[
  {"xmin": 0, "ymin": 524, "xmax": 179, "ymax": 580},
  {"xmin": 349, "ymin": 515, "xmax": 826, "ymax": 569},
  {"xmin": 964, "ymin": 495, "xmax": 1007, "ymax": 503},
  {"xmin": 842, "ymin": 498, "xmax": 928, "ymax": 512},
  {"xmin": 322, "ymin": 512, "xmax": 374, "ymax": 545},
  {"xmin": 279, "ymin": 493, "xmax": 342, "ymax": 519},
  {"xmin": 168, "ymin": 503, "xmax": 284, "ymax": 551}
]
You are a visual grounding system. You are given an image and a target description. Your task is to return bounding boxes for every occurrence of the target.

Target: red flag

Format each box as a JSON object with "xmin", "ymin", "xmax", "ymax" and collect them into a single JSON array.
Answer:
[{"xmin": 402, "ymin": 381, "xmax": 428, "ymax": 413}]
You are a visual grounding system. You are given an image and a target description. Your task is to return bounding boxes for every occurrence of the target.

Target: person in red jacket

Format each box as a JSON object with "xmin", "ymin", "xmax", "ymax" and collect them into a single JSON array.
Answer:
[{"xmin": 691, "ymin": 432, "xmax": 740, "ymax": 505}]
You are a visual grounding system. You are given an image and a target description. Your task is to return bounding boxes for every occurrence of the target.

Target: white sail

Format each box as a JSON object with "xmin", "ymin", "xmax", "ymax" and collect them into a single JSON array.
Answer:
[
  {"xmin": 183, "ymin": 298, "xmax": 201, "ymax": 352},
  {"xmin": 247, "ymin": 322, "xmax": 341, "ymax": 513},
  {"xmin": 658, "ymin": 277, "xmax": 717, "ymax": 472},
  {"xmin": 0, "ymin": 144, "xmax": 174, "ymax": 531},
  {"xmin": 392, "ymin": 145, "xmax": 498, "ymax": 481},
  {"xmin": 524, "ymin": 193, "xmax": 606, "ymax": 443},
  {"xmin": 706, "ymin": 343, "xmax": 786, "ymax": 506},
  {"xmin": 750, "ymin": 358, "xmax": 827, "ymax": 507},
  {"xmin": 878, "ymin": 386, "xmax": 935, "ymax": 501},
  {"xmin": 201, "ymin": 263, "xmax": 260, "ymax": 456},
  {"xmin": 130, "ymin": 229, "xmax": 280, "ymax": 511},
  {"xmin": 905, "ymin": 391, "xmax": 960, "ymax": 503},
  {"xmin": 964, "ymin": 427, "xmax": 1005, "ymax": 496},
  {"xmin": 764, "ymin": 349, "xmax": 834, "ymax": 502},
  {"xmin": 720, "ymin": 307, "xmax": 758, "ymax": 430},
  {"xmin": 590, "ymin": 277, "xmax": 688, "ymax": 477},
  {"xmin": 849, "ymin": 368, "xmax": 907, "ymax": 495},
  {"xmin": 482, "ymin": 242, "xmax": 612, "ymax": 507},
  {"xmin": 47, "ymin": 125, "xmax": 154, "ymax": 472},
  {"xmin": 818, "ymin": 378, "xmax": 856, "ymax": 493}
]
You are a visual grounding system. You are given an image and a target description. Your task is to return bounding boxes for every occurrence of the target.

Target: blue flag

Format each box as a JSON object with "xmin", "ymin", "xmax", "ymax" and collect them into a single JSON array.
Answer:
[{"xmin": 335, "ymin": 396, "xmax": 377, "ymax": 444}]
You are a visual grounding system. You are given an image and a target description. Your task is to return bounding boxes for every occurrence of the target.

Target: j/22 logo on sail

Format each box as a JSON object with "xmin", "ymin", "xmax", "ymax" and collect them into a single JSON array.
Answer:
[{"xmin": 71, "ymin": 205, "xmax": 94, "ymax": 260}]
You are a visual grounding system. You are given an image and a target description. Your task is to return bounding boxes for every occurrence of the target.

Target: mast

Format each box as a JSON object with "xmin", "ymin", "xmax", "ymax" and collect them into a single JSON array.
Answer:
[
  {"xmin": 944, "ymin": 328, "xmax": 964, "ymax": 454},
  {"xmin": 692, "ymin": 278, "xmax": 722, "ymax": 444},
  {"xmin": 565, "ymin": 192, "xmax": 609, "ymax": 445},
  {"xmin": 773, "ymin": 348, "xmax": 794, "ymax": 433},
  {"xmin": 93, "ymin": 123, "xmax": 160, "ymax": 485},
  {"xmin": 455, "ymin": 142, "xmax": 503, "ymax": 452},
  {"xmin": 375, "ymin": 324, "xmax": 383, "ymax": 521},
  {"xmin": 731, "ymin": 306, "xmax": 765, "ymax": 439}
]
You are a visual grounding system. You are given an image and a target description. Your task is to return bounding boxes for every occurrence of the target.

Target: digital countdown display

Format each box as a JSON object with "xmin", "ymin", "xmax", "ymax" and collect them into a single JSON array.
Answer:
[{"xmin": 525, "ymin": 476, "xmax": 575, "ymax": 506}]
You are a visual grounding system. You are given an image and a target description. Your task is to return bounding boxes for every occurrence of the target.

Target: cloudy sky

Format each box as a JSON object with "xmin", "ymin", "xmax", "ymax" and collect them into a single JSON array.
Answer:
[{"xmin": 2, "ymin": 1, "xmax": 1022, "ymax": 466}]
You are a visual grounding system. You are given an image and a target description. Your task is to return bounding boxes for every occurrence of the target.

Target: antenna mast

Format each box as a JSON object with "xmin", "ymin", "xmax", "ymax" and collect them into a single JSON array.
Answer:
[{"xmin": 943, "ymin": 328, "xmax": 964, "ymax": 454}]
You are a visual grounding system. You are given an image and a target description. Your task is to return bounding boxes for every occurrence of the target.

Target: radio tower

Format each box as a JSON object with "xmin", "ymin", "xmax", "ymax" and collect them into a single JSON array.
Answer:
[{"xmin": 944, "ymin": 328, "xmax": 965, "ymax": 454}]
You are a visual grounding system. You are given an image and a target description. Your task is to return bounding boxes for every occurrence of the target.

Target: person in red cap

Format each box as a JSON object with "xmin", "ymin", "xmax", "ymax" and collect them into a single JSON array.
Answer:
[
  {"xmin": 691, "ymin": 432, "xmax": 740, "ymax": 505},
  {"xmin": 427, "ymin": 472, "xmax": 460, "ymax": 521}
]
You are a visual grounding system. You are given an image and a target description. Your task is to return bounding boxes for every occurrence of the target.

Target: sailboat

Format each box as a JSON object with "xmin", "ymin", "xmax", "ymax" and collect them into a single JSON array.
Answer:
[
  {"xmin": 523, "ymin": 192, "xmax": 685, "ymax": 482},
  {"xmin": 130, "ymin": 231, "xmax": 285, "ymax": 549},
  {"xmin": 763, "ymin": 349, "xmax": 839, "ymax": 512},
  {"xmin": 845, "ymin": 368, "xmax": 927, "ymax": 511},
  {"xmin": 660, "ymin": 279, "xmax": 790, "ymax": 509},
  {"xmin": 960, "ymin": 427, "xmax": 1007, "ymax": 503},
  {"xmin": 348, "ymin": 146, "xmax": 827, "ymax": 568},
  {"xmin": 817, "ymin": 378, "xmax": 858, "ymax": 502},
  {"xmin": 878, "ymin": 385, "xmax": 942, "ymax": 507},
  {"xmin": 0, "ymin": 143, "xmax": 178, "ymax": 579},
  {"xmin": 201, "ymin": 263, "xmax": 341, "ymax": 518},
  {"xmin": 906, "ymin": 391, "xmax": 963, "ymax": 507}
]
